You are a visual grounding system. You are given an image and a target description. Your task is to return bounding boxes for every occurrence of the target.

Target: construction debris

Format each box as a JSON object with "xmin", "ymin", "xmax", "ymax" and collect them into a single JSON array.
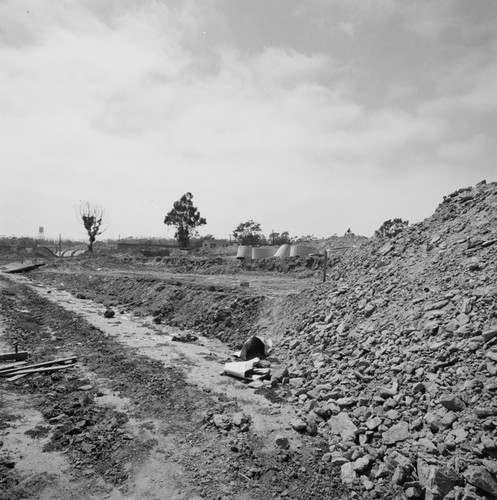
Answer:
[
  {"xmin": 223, "ymin": 357, "xmax": 270, "ymax": 381},
  {"xmin": 0, "ymin": 361, "xmax": 28, "ymax": 372},
  {"xmin": 171, "ymin": 332, "xmax": 198, "ymax": 342},
  {"xmin": 235, "ymin": 335, "xmax": 273, "ymax": 360},
  {"xmin": 0, "ymin": 356, "xmax": 77, "ymax": 380}
]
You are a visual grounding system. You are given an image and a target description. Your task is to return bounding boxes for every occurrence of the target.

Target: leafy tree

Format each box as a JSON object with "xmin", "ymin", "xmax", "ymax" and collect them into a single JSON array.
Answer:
[
  {"xmin": 79, "ymin": 202, "xmax": 105, "ymax": 252},
  {"xmin": 233, "ymin": 220, "xmax": 264, "ymax": 245},
  {"xmin": 374, "ymin": 218, "xmax": 409, "ymax": 238},
  {"xmin": 291, "ymin": 234, "xmax": 318, "ymax": 245},
  {"xmin": 164, "ymin": 192, "xmax": 206, "ymax": 248},
  {"xmin": 268, "ymin": 231, "xmax": 291, "ymax": 245}
]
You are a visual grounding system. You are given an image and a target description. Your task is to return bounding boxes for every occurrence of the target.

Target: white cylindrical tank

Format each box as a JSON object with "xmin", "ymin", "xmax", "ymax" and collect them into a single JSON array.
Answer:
[
  {"xmin": 274, "ymin": 244, "xmax": 290, "ymax": 258},
  {"xmin": 252, "ymin": 247, "xmax": 276, "ymax": 259},
  {"xmin": 290, "ymin": 245, "xmax": 313, "ymax": 257},
  {"xmin": 236, "ymin": 245, "xmax": 253, "ymax": 259}
]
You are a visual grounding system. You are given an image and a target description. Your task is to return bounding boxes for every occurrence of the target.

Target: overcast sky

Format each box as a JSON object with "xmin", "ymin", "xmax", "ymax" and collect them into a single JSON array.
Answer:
[{"xmin": 1, "ymin": 0, "xmax": 496, "ymax": 241}]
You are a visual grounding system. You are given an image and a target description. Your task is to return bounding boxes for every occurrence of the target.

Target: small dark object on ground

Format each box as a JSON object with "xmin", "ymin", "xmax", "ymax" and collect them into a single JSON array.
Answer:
[{"xmin": 171, "ymin": 332, "xmax": 198, "ymax": 343}]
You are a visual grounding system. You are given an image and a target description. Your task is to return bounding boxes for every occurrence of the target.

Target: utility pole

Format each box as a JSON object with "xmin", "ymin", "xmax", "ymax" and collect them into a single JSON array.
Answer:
[
  {"xmin": 58, "ymin": 234, "xmax": 62, "ymax": 256},
  {"xmin": 323, "ymin": 250, "xmax": 328, "ymax": 283}
]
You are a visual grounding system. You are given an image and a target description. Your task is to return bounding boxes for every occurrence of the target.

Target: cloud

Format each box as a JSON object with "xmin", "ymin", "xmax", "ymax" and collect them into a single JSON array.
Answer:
[
  {"xmin": 1, "ymin": 0, "xmax": 496, "ymax": 240},
  {"xmin": 437, "ymin": 134, "xmax": 497, "ymax": 164}
]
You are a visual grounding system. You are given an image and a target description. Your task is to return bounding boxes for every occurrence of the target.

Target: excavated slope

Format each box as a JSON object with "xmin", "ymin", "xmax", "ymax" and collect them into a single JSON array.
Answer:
[{"xmin": 274, "ymin": 180, "xmax": 497, "ymax": 499}]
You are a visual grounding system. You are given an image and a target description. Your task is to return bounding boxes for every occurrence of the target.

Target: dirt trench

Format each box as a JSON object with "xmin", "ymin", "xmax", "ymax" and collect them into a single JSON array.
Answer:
[{"xmin": 0, "ymin": 271, "xmax": 351, "ymax": 500}]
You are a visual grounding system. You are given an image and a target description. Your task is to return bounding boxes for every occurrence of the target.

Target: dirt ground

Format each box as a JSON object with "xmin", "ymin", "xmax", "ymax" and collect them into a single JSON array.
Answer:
[{"xmin": 0, "ymin": 258, "xmax": 352, "ymax": 500}]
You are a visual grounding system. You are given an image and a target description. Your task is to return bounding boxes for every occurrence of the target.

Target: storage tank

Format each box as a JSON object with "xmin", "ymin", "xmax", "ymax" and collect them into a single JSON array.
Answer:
[
  {"xmin": 236, "ymin": 245, "xmax": 252, "ymax": 259},
  {"xmin": 252, "ymin": 247, "xmax": 276, "ymax": 259},
  {"xmin": 290, "ymin": 244, "xmax": 313, "ymax": 257},
  {"xmin": 274, "ymin": 244, "xmax": 290, "ymax": 258}
]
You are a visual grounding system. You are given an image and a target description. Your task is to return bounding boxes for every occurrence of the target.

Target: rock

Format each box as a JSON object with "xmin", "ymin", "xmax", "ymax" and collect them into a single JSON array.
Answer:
[
  {"xmin": 104, "ymin": 309, "xmax": 115, "ymax": 318},
  {"xmin": 336, "ymin": 397, "xmax": 355, "ymax": 408},
  {"xmin": 331, "ymin": 455, "xmax": 350, "ymax": 466},
  {"xmin": 404, "ymin": 482, "xmax": 424, "ymax": 498},
  {"xmin": 232, "ymin": 412, "xmax": 250, "ymax": 428},
  {"xmin": 305, "ymin": 415, "xmax": 318, "ymax": 436},
  {"xmin": 291, "ymin": 419, "xmax": 307, "ymax": 433},
  {"xmin": 366, "ymin": 416, "xmax": 382, "ymax": 430},
  {"xmin": 256, "ymin": 360, "xmax": 271, "ymax": 369},
  {"xmin": 328, "ymin": 412, "xmax": 358, "ymax": 442},
  {"xmin": 483, "ymin": 459, "xmax": 497, "ymax": 476},
  {"xmin": 382, "ymin": 421, "xmax": 411, "ymax": 445},
  {"xmin": 474, "ymin": 407, "xmax": 497, "ymax": 418},
  {"xmin": 439, "ymin": 395, "xmax": 466, "ymax": 412},
  {"xmin": 374, "ymin": 462, "xmax": 390, "ymax": 479},
  {"xmin": 212, "ymin": 414, "xmax": 231, "ymax": 430},
  {"xmin": 482, "ymin": 329, "xmax": 497, "ymax": 343},
  {"xmin": 417, "ymin": 438, "xmax": 438, "ymax": 454},
  {"xmin": 385, "ymin": 451, "xmax": 413, "ymax": 471},
  {"xmin": 392, "ymin": 465, "xmax": 407, "ymax": 485},
  {"xmin": 464, "ymin": 466, "xmax": 497, "ymax": 497},
  {"xmin": 274, "ymin": 435, "xmax": 290, "ymax": 449},
  {"xmin": 360, "ymin": 477, "xmax": 375, "ymax": 491},
  {"xmin": 353, "ymin": 455, "xmax": 372, "ymax": 474},
  {"xmin": 340, "ymin": 462, "xmax": 358, "ymax": 485},
  {"xmin": 417, "ymin": 460, "xmax": 459, "ymax": 500}
]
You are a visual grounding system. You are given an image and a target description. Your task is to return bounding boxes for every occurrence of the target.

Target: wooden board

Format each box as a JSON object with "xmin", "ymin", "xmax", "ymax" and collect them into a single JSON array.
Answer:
[
  {"xmin": 0, "ymin": 351, "xmax": 29, "ymax": 361},
  {"xmin": 0, "ymin": 361, "xmax": 28, "ymax": 372},
  {"xmin": 6, "ymin": 373, "xmax": 28, "ymax": 382},
  {"xmin": 4, "ymin": 365, "xmax": 75, "ymax": 377},
  {"xmin": 2, "ymin": 262, "xmax": 47, "ymax": 274},
  {"xmin": 0, "ymin": 356, "xmax": 77, "ymax": 377}
]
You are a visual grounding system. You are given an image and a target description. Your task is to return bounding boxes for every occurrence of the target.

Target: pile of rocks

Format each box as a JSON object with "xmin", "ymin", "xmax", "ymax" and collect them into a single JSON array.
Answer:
[{"xmin": 273, "ymin": 181, "xmax": 497, "ymax": 499}]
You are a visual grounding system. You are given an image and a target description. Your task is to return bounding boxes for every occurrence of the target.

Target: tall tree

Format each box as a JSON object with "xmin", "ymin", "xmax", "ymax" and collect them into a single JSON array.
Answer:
[
  {"xmin": 79, "ymin": 202, "xmax": 105, "ymax": 252},
  {"xmin": 164, "ymin": 192, "xmax": 206, "ymax": 248},
  {"xmin": 268, "ymin": 231, "xmax": 291, "ymax": 245},
  {"xmin": 233, "ymin": 220, "xmax": 264, "ymax": 245}
]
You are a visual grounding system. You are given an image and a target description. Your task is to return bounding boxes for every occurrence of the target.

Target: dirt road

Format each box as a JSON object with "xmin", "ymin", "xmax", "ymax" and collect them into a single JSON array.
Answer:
[{"xmin": 0, "ymin": 270, "xmax": 350, "ymax": 500}]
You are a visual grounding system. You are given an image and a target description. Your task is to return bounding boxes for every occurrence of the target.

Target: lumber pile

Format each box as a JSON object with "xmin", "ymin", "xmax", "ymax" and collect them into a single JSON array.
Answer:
[{"xmin": 0, "ymin": 356, "xmax": 77, "ymax": 381}]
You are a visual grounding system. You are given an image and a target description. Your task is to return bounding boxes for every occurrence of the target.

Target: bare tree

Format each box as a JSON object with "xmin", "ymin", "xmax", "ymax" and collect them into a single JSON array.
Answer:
[{"xmin": 79, "ymin": 202, "xmax": 105, "ymax": 252}]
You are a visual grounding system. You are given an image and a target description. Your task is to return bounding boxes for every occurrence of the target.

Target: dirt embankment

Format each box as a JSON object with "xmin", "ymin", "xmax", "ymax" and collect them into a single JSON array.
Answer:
[{"xmin": 28, "ymin": 265, "xmax": 319, "ymax": 349}]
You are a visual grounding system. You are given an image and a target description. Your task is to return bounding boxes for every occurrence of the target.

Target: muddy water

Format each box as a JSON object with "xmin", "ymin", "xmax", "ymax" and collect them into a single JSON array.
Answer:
[{"xmin": 6, "ymin": 273, "xmax": 303, "ymax": 452}]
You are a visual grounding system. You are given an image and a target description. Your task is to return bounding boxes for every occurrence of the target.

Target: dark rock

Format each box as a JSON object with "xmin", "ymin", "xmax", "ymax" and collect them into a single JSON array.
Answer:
[{"xmin": 464, "ymin": 465, "xmax": 497, "ymax": 497}]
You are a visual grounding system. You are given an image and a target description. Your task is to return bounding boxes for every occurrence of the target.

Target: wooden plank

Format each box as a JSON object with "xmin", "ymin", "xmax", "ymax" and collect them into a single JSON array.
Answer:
[
  {"xmin": 3, "ymin": 262, "xmax": 47, "ymax": 274},
  {"xmin": 0, "ymin": 351, "xmax": 29, "ymax": 361},
  {"xmin": 6, "ymin": 373, "xmax": 28, "ymax": 382},
  {"xmin": 0, "ymin": 356, "xmax": 77, "ymax": 377},
  {"xmin": 0, "ymin": 361, "xmax": 28, "ymax": 372},
  {"xmin": 2, "ymin": 365, "xmax": 75, "ymax": 377}
]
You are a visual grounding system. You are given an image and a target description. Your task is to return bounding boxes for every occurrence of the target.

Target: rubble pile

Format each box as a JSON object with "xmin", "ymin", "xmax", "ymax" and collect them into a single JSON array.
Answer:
[{"xmin": 273, "ymin": 181, "xmax": 497, "ymax": 499}]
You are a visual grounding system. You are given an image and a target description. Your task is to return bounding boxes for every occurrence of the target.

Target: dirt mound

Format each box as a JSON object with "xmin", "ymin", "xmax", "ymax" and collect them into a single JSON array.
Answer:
[{"xmin": 273, "ymin": 180, "xmax": 497, "ymax": 498}]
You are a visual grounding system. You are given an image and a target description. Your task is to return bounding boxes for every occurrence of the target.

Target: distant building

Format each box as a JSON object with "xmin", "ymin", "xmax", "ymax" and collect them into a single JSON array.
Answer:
[{"xmin": 201, "ymin": 238, "xmax": 230, "ymax": 250}]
